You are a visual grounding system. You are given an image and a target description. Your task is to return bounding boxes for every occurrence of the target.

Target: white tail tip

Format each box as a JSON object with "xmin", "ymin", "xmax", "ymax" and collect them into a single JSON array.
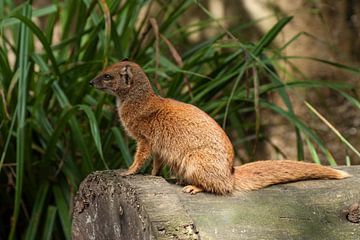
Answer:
[{"xmin": 336, "ymin": 169, "xmax": 351, "ymax": 179}]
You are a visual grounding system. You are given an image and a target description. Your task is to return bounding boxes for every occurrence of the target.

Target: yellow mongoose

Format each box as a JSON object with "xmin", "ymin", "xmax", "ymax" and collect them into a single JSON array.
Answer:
[{"xmin": 90, "ymin": 60, "xmax": 350, "ymax": 195}]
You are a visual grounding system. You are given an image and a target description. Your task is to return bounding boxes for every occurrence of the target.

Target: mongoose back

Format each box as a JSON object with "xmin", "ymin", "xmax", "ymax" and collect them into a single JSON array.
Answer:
[{"xmin": 90, "ymin": 60, "xmax": 350, "ymax": 195}]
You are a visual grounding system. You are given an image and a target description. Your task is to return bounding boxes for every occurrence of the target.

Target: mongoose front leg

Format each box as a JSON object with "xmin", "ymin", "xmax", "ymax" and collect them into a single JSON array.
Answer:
[
  {"xmin": 122, "ymin": 139, "xmax": 151, "ymax": 176},
  {"xmin": 151, "ymin": 155, "xmax": 164, "ymax": 176}
]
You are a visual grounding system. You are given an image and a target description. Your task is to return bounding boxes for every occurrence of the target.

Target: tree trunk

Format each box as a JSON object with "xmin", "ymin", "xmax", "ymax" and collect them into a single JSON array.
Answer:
[{"xmin": 72, "ymin": 166, "xmax": 360, "ymax": 240}]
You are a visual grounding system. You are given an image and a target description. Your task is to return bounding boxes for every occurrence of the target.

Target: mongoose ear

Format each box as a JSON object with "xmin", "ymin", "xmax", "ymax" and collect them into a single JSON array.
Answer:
[{"xmin": 119, "ymin": 65, "xmax": 133, "ymax": 86}]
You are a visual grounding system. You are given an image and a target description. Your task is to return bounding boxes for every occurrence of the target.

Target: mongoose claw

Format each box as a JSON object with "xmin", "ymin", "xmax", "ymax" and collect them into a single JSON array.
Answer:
[{"xmin": 182, "ymin": 185, "xmax": 204, "ymax": 195}]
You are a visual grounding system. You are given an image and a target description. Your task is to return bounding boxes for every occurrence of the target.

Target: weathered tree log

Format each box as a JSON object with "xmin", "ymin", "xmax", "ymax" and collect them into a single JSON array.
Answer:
[{"xmin": 72, "ymin": 166, "xmax": 360, "ymax": 240}]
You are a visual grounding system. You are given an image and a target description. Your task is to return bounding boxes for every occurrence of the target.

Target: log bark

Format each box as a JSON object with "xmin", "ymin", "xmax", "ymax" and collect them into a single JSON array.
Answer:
[{"xmin": 72, "ymin": 166, "xmax": 360, "ymax": 240}]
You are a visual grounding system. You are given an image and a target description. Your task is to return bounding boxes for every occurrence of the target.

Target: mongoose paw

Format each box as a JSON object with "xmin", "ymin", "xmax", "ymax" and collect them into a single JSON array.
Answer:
[
  {"xmin": 120, "ymin": 169, "xmax": 137, "ymax": 177},
  {"xmin": 182, "ymin": 185, "xmax": 203, "ymax": 195},
  {"xmin": 120, "ymin": 164, "xmax": 141, "ymax": 177}
]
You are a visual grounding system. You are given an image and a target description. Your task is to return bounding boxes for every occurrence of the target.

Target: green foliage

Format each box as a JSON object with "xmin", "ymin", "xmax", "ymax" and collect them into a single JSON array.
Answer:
[{"xmin": 0, "ymin": 0, "xmax": 359, "ymax": 239}]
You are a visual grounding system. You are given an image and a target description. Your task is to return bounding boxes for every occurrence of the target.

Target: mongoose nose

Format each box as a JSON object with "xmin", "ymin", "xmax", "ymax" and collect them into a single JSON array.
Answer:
[{"xmin": 89, "ymin": 79, "xmax": 94, "ymax": 86}]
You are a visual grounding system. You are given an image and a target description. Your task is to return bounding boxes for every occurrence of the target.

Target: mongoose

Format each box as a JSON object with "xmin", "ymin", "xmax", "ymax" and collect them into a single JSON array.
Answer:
[{"xmin": 89, "ymin": 60, "xmax": 350, "ymax": 195}]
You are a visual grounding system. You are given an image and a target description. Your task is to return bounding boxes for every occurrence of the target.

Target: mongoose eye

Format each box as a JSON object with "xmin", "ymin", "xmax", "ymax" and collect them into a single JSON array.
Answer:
[{"xmin": 103, "ymin": 74, "xmax": 113, "ymax": 81}]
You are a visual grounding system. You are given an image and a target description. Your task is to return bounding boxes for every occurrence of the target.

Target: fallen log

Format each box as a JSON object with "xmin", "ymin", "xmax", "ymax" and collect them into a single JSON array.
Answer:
[{"xmin": 72, "ymin": 166, "xmax": 360, "ymax": 240}]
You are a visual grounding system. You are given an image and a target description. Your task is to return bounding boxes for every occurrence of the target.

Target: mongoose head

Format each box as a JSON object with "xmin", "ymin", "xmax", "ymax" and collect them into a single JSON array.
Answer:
[{"xmin": 89, "ymin": 61, "xmax": 152, "ymax": 98}]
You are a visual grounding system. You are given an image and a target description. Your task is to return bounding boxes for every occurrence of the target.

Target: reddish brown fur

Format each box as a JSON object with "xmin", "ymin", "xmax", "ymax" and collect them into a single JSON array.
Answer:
[{"xmin": 90, "ymin": 61, "xmax": 350, "ymax": 195}]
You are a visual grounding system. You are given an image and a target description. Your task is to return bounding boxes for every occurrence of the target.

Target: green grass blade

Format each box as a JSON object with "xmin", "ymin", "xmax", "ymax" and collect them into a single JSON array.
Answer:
[
  {"xmin": 305, "ymin": 101, "xmax": 360, "ymax": 159},
  {"xmin": 24, "ymin": 183, "xmax": 50, "ymax": 240},
  {"xmin": 253, "ymin": 54, "xmax": 305, "ymax": 160},
  {"xmin": 0, "ymin": 47, "xmax": 12, "ymax": 80},
  {"xmin": 252, "ymin": 66, "xmax": 261, "ymax": 157},
  {"xmin": 233, "ymin": 15, "xmax": 303, "ymax": 160},
  {"xmin": 53, "ymin": 185, "xmax": 71, "ymax": 240},
  {"xmin": 42, "ymin": 107, "xmax": 77, "ymax": 162},
  {"xmin": 340, "ymin": 91, "xmax": 360, "ymax": 109},
  {"xmin": 78, "ymin": 104, "xmax": 108, "ymax": 169},
  {"xmin": 111, "ymin": 127, "xmax": 132, "ymax": 167},
  {"xmin": 285, "ymin": 56, "xmax": 360, "ymax": 75},
  {"xmin": 222, "ymin": 62, "xmax": 248, "ymax": 129},
  {"xmin": 9, "ymin": 4, "xmax": 31, "ymax": 240},
  {"xmin": 7, "ymin": 13, "xmax": 60, "ymax": 77},
  {"xmin": 304, "ymin": 136, "xmax": 321, "ymax": 164},
  {"xmin": 346, "ymin": 156, "xmax": 351, "ymax": 166},
  {"xmin": 98, "ymin": 0, "xmax": 111, "ymax": 66},
  {"xmin": 259, "ymin": 99, "xmax": 337, "ymax": 165},
  {"xmin": 0, "ymin": 4, "xmax": 57, "ymax": 27},
  {"xmin": 52, "ymin": 82, "xmax": 94, "ymax": 172},
  {"xmin": 261, "ymin": 79, "xmax": 353, "ymax": 93},
  {"xmin": 0, "ymin": 105, "xmax": 17, "ymax": 174},
  {"xmin": 252, "ymin": 16, "xmax": 293, "ymax": 56},
  {"xmin": 41, "ymin": 206, "xmax": 57, "ymax": 240}
]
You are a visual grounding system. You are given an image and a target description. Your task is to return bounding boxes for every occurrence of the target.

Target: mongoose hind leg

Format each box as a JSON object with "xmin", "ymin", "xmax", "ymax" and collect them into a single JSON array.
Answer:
[
  {"xmin": 151, "ymin": 155, "xmax": 164, "ymax": 176},
  {"xmin": 182, "ymin": 149, "xmax": 234, "ymax": 194},
  {"xmin": 182, "ymin": 185, "xmax": 204, "ymax": 195}
]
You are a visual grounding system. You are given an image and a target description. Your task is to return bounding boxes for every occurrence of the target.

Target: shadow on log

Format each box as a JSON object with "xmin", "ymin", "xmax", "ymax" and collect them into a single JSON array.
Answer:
[{"xmin": 72, "ymin": 167, "xmax": 360, "ymax": 240}]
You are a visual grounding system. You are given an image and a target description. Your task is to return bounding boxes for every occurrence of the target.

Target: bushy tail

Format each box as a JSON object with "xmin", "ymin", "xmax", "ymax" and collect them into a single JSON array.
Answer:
[{"xmin": 233, "ymin": 160, "xmax": 350, "ymax": 191}]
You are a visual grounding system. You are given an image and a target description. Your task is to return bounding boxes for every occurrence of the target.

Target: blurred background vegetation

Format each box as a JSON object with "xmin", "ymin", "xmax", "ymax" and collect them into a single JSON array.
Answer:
[{"xmin": 0, "ymin": 0, "xmax": 359, "ymax": 239}]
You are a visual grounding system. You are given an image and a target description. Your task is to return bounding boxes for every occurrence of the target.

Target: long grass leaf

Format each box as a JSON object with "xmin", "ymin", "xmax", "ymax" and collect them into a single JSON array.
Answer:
[
  {"xmin": 41, "ymin": 206, "xmax": 57, "ymax": 240},
  {"xmin": 42, "ymin": 107, "xmax": 78, "ymax": 162},
  {"xmin": 285, "ymin": 56, "xmax": 360, "ymax": 75},
  {"xmin": 253, "ymin": 16, "xmax": 293, "ymax": 56},
  {"xmin": 52, "ymin": 82, "xmax": 94, "ymax": 172},
  {"xmin": 53, "ymin": 186, "xmax": 71, "ymax": 240},
  {"xmin": 98, "ymin": 0, "xmax": 111, "ymax": 66},
  {"xmin": 0, "ymin": 105, "xmax": 17, "ymax": 174},
  {"xmin": 111, "ymin": 127, "xmax": 132, "ymax": 167},
  {"xmin": 78, "ymin": 104, "xmax": 108, "ymax": 169},
  {"xmin": 259, "ymin": 99, "xmax": 337, "ymax": 165},
  {"xmin": 253, "ymin": 54, "xmax": 305, "ymax": 160},
  {"xmin": 305, "ymin": 101, "xmax": 360, "ymax": 159},
  {"xmin": 252, "ymin": 66, "xmax": 261, "ymax": 157},
  {"xmin": 340, "ymin": 91, "xmax": 360, "ymax": 109},
  {"xmin": 222, "ymin": 62, "xmax": 248, "ymax": 129},
  {"xmin": 304, "ymin": 136, "xmax": 321, "ymax": 165},
  {"xmin": 24, "ymin": 183, "xmax": 50, "ymax": 240},
  {"xmin": 7, "ymin": 14, "xmax": 60, "ymax": 77},
  {"xmin": 0, "ymin": 4, "xmax": 57, "ymax": 27},
  {"xmin": 9, "ymin": 4, "xmax": 31, "ymax": 240}
]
